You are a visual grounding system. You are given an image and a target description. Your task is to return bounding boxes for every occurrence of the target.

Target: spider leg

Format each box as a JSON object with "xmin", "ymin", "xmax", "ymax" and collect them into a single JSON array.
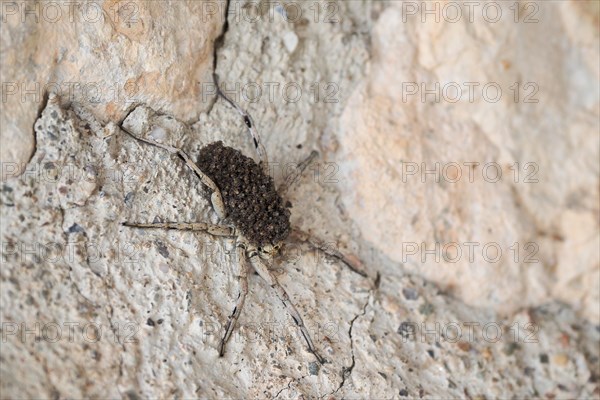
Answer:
[
  {"xmin": 278, "ymin": 150, "xmax": 319, "ymax": 195},
  {"xmin": 213, "ymin": 73, "xmax": 269, "ymax": 174},
  {"xmin": 219, "ymin": 241, "xmax": 249, "ymax": 356},
  {"xmin": 122, "ymin": 222, "xmax": 236, "ymax": 237},
  {"xmin": 120, "ymin": 124, "xmax": 227, "ymax": 219},
  {"xmin": 247, "ymin": 246, "xmax": 326, "ymax": 364},
  {"xmin": 291, "ymin": 228, "xmax": 367, "ymax": 277}
]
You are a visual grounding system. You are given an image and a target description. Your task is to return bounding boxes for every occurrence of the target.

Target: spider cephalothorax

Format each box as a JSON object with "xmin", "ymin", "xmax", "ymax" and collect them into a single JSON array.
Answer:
[{"xmin": 197, "ymin": 141, "xmax": 291, "ymax": 249}]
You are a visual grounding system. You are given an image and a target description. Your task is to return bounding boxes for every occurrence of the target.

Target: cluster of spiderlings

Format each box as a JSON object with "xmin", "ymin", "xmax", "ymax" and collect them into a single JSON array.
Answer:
[{"xmin": 197, "ymin": 141, "xmax": 291, "ymax": 247}]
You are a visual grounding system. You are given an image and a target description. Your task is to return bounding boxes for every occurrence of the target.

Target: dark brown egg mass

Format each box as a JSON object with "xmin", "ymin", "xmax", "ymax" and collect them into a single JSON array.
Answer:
[{"xmin": 197, "ymin": 141, "xmax": 291, "ymax": 247}]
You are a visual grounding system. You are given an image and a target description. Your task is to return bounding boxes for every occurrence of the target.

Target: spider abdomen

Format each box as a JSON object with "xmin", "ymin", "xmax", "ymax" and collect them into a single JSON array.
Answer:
[{"xmin": 197, "ymin": 141, "xmax": 291, "ymax": 247}]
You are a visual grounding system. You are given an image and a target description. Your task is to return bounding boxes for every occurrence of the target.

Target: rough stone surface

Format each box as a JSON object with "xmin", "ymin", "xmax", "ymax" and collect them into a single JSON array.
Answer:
[
  {"xmin": 1, "ymin": 1, "xmax": 599, "ymax": 399},
  {"xmin": 0, "ymin": 0, "xmax": 221, "ymax": 170},
  {"xmin": 337, "ymin": 1, "xmax": 600, "ymax": 323}
]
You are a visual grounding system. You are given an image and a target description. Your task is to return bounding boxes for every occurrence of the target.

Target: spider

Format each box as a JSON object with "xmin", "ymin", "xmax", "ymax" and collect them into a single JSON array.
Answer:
[{"xmin": 120, "ymin": 74, "xmax": 365, "ymax": 364}]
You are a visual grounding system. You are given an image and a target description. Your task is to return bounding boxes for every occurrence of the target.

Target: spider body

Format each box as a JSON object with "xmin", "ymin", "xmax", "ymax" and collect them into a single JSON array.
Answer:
[{"xmin": 196, "ymin": 141, "xmax": 291, "ymax": 249}]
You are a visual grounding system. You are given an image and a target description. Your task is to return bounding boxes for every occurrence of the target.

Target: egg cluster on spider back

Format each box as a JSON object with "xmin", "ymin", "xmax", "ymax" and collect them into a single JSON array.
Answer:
[{"xmin": 197, "ymin": 141, "xmax": 291, "ymax": 248}]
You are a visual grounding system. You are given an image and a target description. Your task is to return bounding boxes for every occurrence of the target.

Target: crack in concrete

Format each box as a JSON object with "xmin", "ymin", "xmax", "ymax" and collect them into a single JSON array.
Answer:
[
  {"xmin": 208, "ymin": 0, "xmax": 232, "ymax": 114},
  {"xmin": 212, "ymin": 0, "xmax": 231, "ymax": 71},
  {"xmin": 273, "ymin": 371, "xmax": 313, "ymax": 399},
  {"xmin": 270, "ymin": 285, "xmax": 374, "ymax": 400},
  {"xmin": 325, "ymin": 289, "xmax": 372, "ymax": 398},
  {"xmin": 273, "ymin": 378, "xmax": 294, "ymax": 399}
]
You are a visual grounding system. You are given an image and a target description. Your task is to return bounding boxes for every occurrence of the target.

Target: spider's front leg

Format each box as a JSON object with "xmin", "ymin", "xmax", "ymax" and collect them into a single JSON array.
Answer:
[
  {"xmin": 122, "ymin": 222, "xmax": 236, "ymax": 237},
  {"xmin": 247, "ymin": 246, "xmax": 326, "ymax": 364},
  {"xmin": 219, "ymin": 241, "xmax": 250, "ymax": 356},
  {"xmin": 213, "ymin": 73, "xmax": 269, "ymax": 175},
  {"xmin": 120, "ymin": 123, "xmax": 227, "ymax": 219}
]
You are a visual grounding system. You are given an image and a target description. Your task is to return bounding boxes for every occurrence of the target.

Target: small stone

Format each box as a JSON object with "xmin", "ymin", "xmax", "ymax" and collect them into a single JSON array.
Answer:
[
  {"xmin": 552, "ymin": 353, "xmax": 568, "ymax": 366},
  {"xmin": 124, "ymin": 192, "xmax": 134, "ymax": 206},
  {"xmin": 146, "ymin": 318, "xmax": 155, "ymax": 327},
  {"xmin": 155, "ymin": 241, "xmax": 169, "ymax": 258},
  {"xmin": 481, "ymin": 347, "xmax": 492, "ymax": 359},
  {"xmin": 125, "ymin": 390, "xmax": 141, "ymax": 400},
  {"xmin": 503, "ymin": 342, "xmax": 520, "ymax": 356},
  {"xmin": 457, "ymin": 342, "xmax": 471, "ymax": 352},
  {"xmin": 397, "ymin": 321, "xmax": 416, "ymax": 339},
  {"xmin": 418, "ymin": 302, "xmax": 434, "ymax": 316},
  {"xmin": 402, "ymin": 287, "xmax": 419, "ymax": 300},
  {"xmin": 68, "ymin": 223, "xmax": 85, "ymax": 233},
  {"xmin": 148, "ymin": 126, "xmax": 167, "ymax": 142},
  {"xmin": 308, "ymin": 361, "xmax": 319, "ymax": 375},
  {"xmin": 557, "ymin": 384, "xmax": 568, "ymax": 391},
  {"xmin": 283, "ymin": 31, "xmax": 299, "ymax": 53}
]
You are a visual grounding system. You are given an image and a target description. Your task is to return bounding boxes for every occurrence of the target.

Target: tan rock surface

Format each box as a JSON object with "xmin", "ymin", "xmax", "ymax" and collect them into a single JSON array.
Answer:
[
  {"xmin": 1, "ymin": 1, "xmax": 221, "ymax": 169},
  {"xmin": 1, "ymin": 1, "xmax": 598, "ymax": 398},
  {"xmin": 337, "ymin": 2, "xmax": 599, "ymax": 322}
]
